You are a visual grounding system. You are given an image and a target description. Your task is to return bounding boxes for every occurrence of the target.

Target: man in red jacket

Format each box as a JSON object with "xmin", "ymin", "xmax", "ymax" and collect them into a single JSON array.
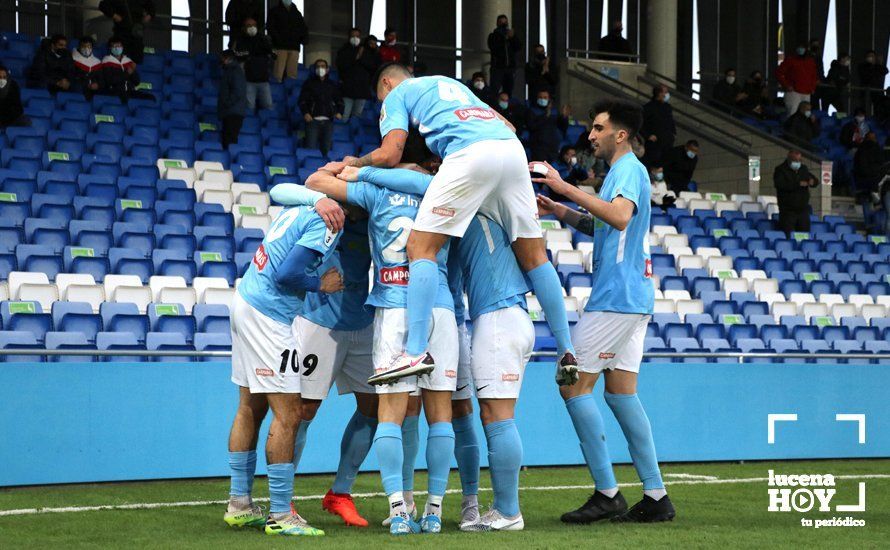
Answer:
[{"xmin": 776, "ymin": 44, "xmax": 819, "ymax": 119}]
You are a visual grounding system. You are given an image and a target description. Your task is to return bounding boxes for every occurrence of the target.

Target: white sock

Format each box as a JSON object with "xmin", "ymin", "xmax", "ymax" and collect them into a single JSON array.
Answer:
[
  {"xmin": 644, "ymin": 488, "xmax": 667, "ymax": 501},
  {"xmin": 403, "ymin": 490, "xmax": 414, "ymax": 509},
  {"xmin": 424, "ymin": 494, "xmax": 443, "ymax": 517},
  {"xmin": 228, "ymin": 494, "xmax": 251, "ymax": 510},
  {"xmin": 598, "ymin": 487, "xmax": 619, "ymax": 499},
  {"xmin": 388, "ymin": 491, "xmax": 407, "ymax": 517},
  {"xmin": 461, "ymin": 494, "xmax": 478, "ymax": 509}
]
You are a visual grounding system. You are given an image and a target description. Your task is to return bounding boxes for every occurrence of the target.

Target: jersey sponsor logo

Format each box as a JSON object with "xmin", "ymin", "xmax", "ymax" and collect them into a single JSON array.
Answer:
[
  {"xmin": 253, "ymin": 244, "xmax": 269, "ymax": 270},
  {"xmin": 445, "ymin": 369, "xmax": 457, "ymax": 378},
  {"xmin": 388, "ymin": 193, "xmax": 419, "ymax": 208},
  {"xmin": 502, "ymin": 373, "xmax": 520, "ymax": 382},
  {"xmin": 598, "ymin": 352, "xmax": 616, "ymax": 360},
  {"xmin": 432, "ymin": 206, "xmax": 456, "ymax": 218},
  {"xmin": 380, "ymin": 266, "xmax": 410, "ymax": 285},
  {"xmin": 453, "ymin": 107, "xmax": 496, "ymax": 121},
  {"xmin": 255, "ymin": 367, "xmax": 275, "ymax": 377}
]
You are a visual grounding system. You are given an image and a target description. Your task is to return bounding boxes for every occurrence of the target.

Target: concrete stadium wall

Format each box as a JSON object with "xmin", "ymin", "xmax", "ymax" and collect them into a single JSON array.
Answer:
[{"xmin": 1, "ymin": 361, "xmax": 888, "ymax": 486}]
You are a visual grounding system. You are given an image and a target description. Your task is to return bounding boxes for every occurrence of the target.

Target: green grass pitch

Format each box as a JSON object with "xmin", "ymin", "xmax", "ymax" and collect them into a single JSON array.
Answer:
[{"xmin": 1, "ymin": 460, "xmax": 887, "ymax": 549}]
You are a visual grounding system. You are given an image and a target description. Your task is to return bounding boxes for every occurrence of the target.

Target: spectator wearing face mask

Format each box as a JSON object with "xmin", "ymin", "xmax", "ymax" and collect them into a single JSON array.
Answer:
[
  {"xmin": 267, "ymin": 0, "xmax": 307, "ymax": 82},
  {"xmin": 336, "ymin": 29, "xmax": 380, "ymax": 121},
  {"xmin": 661, "ymin": 140, "xmax": 700, "ymax": 194},
  {"xmin": 99, "ymin": 38, "xmax": 154, "ymax": 102},
  {"xmin": 782, "ymin": 101, "xmax": 820, "ymax": 150},
  {"xmin": 29, "ymin": 34, "xmax": 75, "ymax": 94},
  {"xmin": 825, "ymin": 53, "xmax": 852, "ymax": 113},
  {"xmin": 858, "ymin": 50, "xmax": 889, "ymax": 114},
  {"xmin": 776, "ymin": 44, "xmax": 819, "ymax": 119},
  {"xmin": 71, "ymin": 36, "xmax": 103, "ymax": 99},
  {"xmin": 712, "ymin": 68, "xmax": 745, "ymax": 112},
  {"xmin": 0, "ymin": 66, "xmax": 30, "ymax": 129},
  {"xmin": 641, "ymin": 84, "xmax": 676, "ymax": 167},
  {"xmin": 379, "ymin": 29, "xmax": 408, "ymax": 65},
  {"xmin": 487, "ymin": 14, "xmax": 521, "ymax": 96},
  {"xmin": 525, "ymin": 44, "xmax": 558, "ymax": 97},
  {"xmin": 555, "ymin": 146, "xmax": 588, "ymax": 183},
  {"xmin": 738, "ymin": 70, "xmax": 770, "ymax": 117},
  {"xmin": 598, "ymin": 20, "xmax": 632, "ymax": 61},
  {"xmin": 468, "ymin": 71, "xmax": 495, "ymax": 107},
  {"xmin": 218, "ymin": 49, "xmax": 248, "ymax": 149},
  {"xmin": 225, "ymin": 0, "xmax": 263, "ymax": 38},
  {"xmin": 853, "ymin": 132, "xmax": 889, "ymax": 197},
  {"xmin": 230, "ymin": 18, "xmax": 275, "ymax": 111},
  {"xmin": 298, "ymin": 59, "xmax": 344, "ymax": 156},
  {"xmin": 840, "ymin": 108, "xmax": 870, "ymax": 150},
  {"xmin": 493, "ymin": 92, "xmax": 525, "ymax": 134},
  {"xmin": 98, "ymin": 0, "xmax": 154, "ymax": 64},
  {"xmin": 774, "ymin": 150, "xmax": 818, "ymax": 235},
  {"xmin": 525, "ymin": 89, "xmax": 569, "ymax": 162},
  {"xmin": 649, "ymin": 165, "xmax": 676, "ymax": 211}
]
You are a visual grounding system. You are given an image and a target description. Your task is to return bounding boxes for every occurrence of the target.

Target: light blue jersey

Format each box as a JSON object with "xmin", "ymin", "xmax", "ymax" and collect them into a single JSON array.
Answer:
[
  {"xmin": 301, "ymin": 219, "xmax": 374, "ymax": 331},
  {"xmin": 346, "ymin": 182, "xmax": 453, "ymax": 311},
  {"xmin": 456, "ymin": 215, "xmax": 530, "ymax": 320},
  {"xmin": 586, "ymin": 151, "xmax": 654, "ymax": 315},
  {"xmin": 447, "ymin": 247, "xmax": 466, "ymax": 325},
  {"xmin": 380, "ymin": 75, "xmax": 517, "ymax": 158},
  {"xmin": 238, "ymin": 205, "xmax": 340, "ymax": 324}
]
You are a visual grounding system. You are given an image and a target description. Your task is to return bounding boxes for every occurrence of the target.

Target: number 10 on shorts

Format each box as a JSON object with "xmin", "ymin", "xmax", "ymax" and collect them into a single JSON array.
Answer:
[{"xmin": 279, "ymin": 349, "xmax": 318, "ymax": 376}]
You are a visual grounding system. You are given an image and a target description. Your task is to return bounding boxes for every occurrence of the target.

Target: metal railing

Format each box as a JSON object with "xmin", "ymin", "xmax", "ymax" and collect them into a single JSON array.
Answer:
[{"xmin": 565, "ymin": 48, "xmax": 641, "ymax": 63}]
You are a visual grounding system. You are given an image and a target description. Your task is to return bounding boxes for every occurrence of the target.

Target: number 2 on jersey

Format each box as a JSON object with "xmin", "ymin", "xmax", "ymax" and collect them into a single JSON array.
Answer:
[
  {"xmin": 382, "ymin": 216, "xmax": 414, "ymax": 263},
  {"xmin": 437, "ymin": 80, "xmax": 471, "ymax": 105}
]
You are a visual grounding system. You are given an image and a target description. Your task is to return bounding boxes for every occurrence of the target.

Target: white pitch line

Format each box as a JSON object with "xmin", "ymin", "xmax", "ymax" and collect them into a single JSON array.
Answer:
[
  {"xmin": 2, "ymin": 473, "xmax": 889, "ymax": 518},
  {"xmin": 663, "ymin": 473, "xmax": 719, "ymax": 481}
]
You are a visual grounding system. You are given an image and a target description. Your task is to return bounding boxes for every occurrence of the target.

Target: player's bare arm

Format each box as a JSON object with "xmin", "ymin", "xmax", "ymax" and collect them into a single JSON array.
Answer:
[
  {"xmin": 531, "ymin": 161, "xmax": 634, "ymax": 231},
  {"xmin": 324, "ymin": 130, "xmax": 409, "ymax": 174},
  {"xmin": 305, "ymin": 170, "xmax": 350, "ymax": 202},
  {"xmin": 536, "ymin": 194, "xmax": 596, "ymax": 236}
]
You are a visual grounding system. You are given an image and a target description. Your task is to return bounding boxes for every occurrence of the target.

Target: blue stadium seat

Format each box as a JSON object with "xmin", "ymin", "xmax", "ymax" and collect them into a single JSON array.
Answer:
[
  {"xmin": 45, "ymin": 331, "xmax": 97, "ymax": 362},
  {"xmin": 148, "ymin": 303, "xmax": 197, "ymax": 343},
  {"xmin": 194, "ymin": 332, "xmax": 232, "ymax": 360},
  {"xmin": 760, "ymin": 324, "xmax": 789, "ymax": 344},
  {"xmin": 117, "ymin": 258, "xmax": 154, "ymax": 283},
  {"xmin": 0, "ymin": 330, "xmax": 44, "ymax": 362},
  {"xmin": 6, "ymin": 310, "xmax": 52, "ymax": 343},
  {"xmin": 146, "ymin": 332, "xmax": 196, "ymax": 363},
  {"xmin": 194, "ymin": 304, "xmax": 231, "ymax": 333},
  {"xmin": 96, "ymin": 332, "xmax": 147, "ymax": 362},
  {"xmin": 158, "ymin": 259, "xmax": 197, "ymax": 283},
  {"xmin": 0, "ymin": 202, "xmax": 31, "ymax": 227},
  {"xmin": 199, "ymin": 261, "xmax": 237, "ymax": 284},
  {"xmin": 100, "ymin": 303, "xmax": 149, "ymax": 343}
]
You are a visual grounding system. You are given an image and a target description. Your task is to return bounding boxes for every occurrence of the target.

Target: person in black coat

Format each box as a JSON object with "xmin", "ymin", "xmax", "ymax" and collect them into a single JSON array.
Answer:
[
  {"xmin": 661, "ymin": 140, "xmax": 700, "ymax": 194},
  {"xmin": 525, "ymin": 43, "xmax": 558, "ymax": 98},
  {"xmin": 494, "ymin": 91, "xmax": 526, "ymax": 135},
  {"xmin": 853, "ymin": 132, "xmax": 889, "ymax": 194},
  {"xmin": 640, "ymin": 84, "xmax": 676, "ymax": 167},
  {"xmin": 598, "ymin": 20, "xmax": 632, "ymax": 60},
  {"xmin": 773, "ymin": 150, "xmax": 818, "ymax": 235},
  {"xmin": 98, "ymin": 0, "xmax": 154, "ymax": 64},
  {"xmin": 336, "ymin": 29, "xmax": 380, "ymax": 120},
  {"xmin": 824, "ymin": 54, "xmax": 852, "ymax": 113},
  {"xmin": 857, "ymin": 50, "xmax": 889, "ymax": 114},
  {"xmin": 218, "ymin": 50, "xmax": 248, "ymax": 149},
  {"xmin": 225, "ymin": 0, "xmax": 264, "ymax": 37},
  {"xmin": 29, "ymin": 34, "xmax": 75, "ymax": 94},
  {"xmin": 487, "ymin": 14, "xmax": 521, "ymax": 96},
  {"xmin": 525, "ymin": 89, "xmax": 569, "ymax": 162},
  {"xmin": 712, "ymin": 68, "xmax": 743, "ymax": 112},
  {"xmin": 299, "ymin": 59, "xmax": 344, "ymax": 156},
  {"xmin": 782, "ymin": 101, "xmax": 820, "ymax": 150},
  {"xmin": 230, "ymin": 18, "xmax": 275, "ymax": 111},
  {"xmin": 0, "ymin": 66, "xmax": 30, "ymax": 129},
  {"xmin": 268, "ymin": 0, "xmax": 307, "ymax": 82},
  {"xmin": 468, "ymin": 71, "xmax": 495, "ymax": 107}
]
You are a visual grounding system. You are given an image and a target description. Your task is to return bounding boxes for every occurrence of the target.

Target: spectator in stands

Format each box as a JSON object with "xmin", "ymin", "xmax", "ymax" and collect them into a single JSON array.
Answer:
[
  {"xmin": 598, "ymin": 19, "xmax": 632, "ymax": 60},
  {"xmin": 661, "ymin": 139, "xmax": 700, "ymax": 194},
  {"xmin": 738, "ymin": 70, "xmax": 770, "ymax": 118},
  {"xmin": 712, "ymin": 68, "xmax": 744, "ymax": 112},
  {"xmin": 30, "ymin": 34, "xmax": 75, "ymax": 94},
  {"xmin": 782, "ymin": 101, "xmax": 820, "ymax": 149},
  {"xmin": 825, "ymin": 53, "xmax": 852, "ymax": 113},
  {"xmin": 807, "ymin": 39, "xmax": 827, "ymax": 111},
  {"xmin": 776, "ymin": 43, "xmax": 819, "ymax": 119},
  {"xmin": 469, "ymin": 71, "xmax": 495, "ymax": 106},
  {"xmin": 493, "ymin": 92, "xmax": 525, "ymax": 134},
  {"xmin": 649, "ymin": 164, "xmax": 676, "ymax": 211},
  {"xmin": 230, "ymin": 17, "xmax": 274, "ymax": 112},
  {"xmin": 525, "ymin": 43, "xmax": 558, "ymax": 98},
  {"xmin": 379, "ymin": 29, "xmax": 408, "ymax": 64},
  {"xmin": 218, "ymin": 49, "xmax": 247, "ymax": 149},
  {"xmin": 525, "ymin": 89, "xmax": 569, "ymax": 162},
  {"xmin": 487, "ymin": 14, "xmax": 521, "ymax": 96},
  {"xmin": 98, "ymin": 0, "xmax": 154, "ymax": 64},
  {"xmin": 336, "ymin": 29, "xmax": 380, "ymax": 121},
  {"xmin": 225, "ymin": 0, "xmax": 264, "ymax": 37},
  {"xmin": 71, "ymin": 36, "xmax": 102, "ymax": 99},
  {"xmin": 857, "ymin": 50, "xmax": 889, "ymax": 114},
  {"xmin": 840, "ymin": 108, "xmax": 870, "ymax": 150},
  {"xmin": 0, "ymin": 66, "xmax": 30, "ymax": 129},
  {"xmin": 854, "ymin": 132, "xmax": 889, "ymax": 197},
  {"xmin": 554, "ymin": 145, "xmax": 589, "ymax": 184},
  {"xmin": 640, "ymin": 84, "xmax": 676, "ymax": 167},
  {"xmin": 99, "ymin": 37, "xmax": 154, "ymax": 102},
  {"xmin": 268, "ymin": 0, "xmax": 308, "ymax": 83},
  {"xmin": 299, "ymin": 59, "xmax": 344, "ymax": 156},
  {"xmin": 773, "ymin": 150, "xmax": 818, "ymax": 235}
]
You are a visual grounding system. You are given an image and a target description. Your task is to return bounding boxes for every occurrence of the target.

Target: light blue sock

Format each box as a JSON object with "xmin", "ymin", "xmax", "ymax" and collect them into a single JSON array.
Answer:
[
  {"xmin": 426, "ymin": 422, "xmax": 455, "ymax": 497},
  {"xmin": 401, "ymin": 415, "xmax": 420, "ymax": 492},
  {"xmin": 267, "ymin": 463, "xmax": 295, "ymax": 514},
  {"xmin": 527, "ymin": 262, "xmax": 575, "ymax": 356},
  {"xmin": 292, "ymin": 419, "xmax": 311, "ymax": 470},
  {"xmin": 331, "ymin": 411, "xmax": 378, "ymax": 494},
  {"xmin": 374, "ymin": 422, "xmax": 404, "ymax": 495},
  {"xmin": 452, "ymin": 413, "xmax": 480, "ymax": 496},
  {"xmin": 406, "ymin": 259, "xmax": 439, "ymax": 355},
  {"xmin": 566, "ymin": 394, "xmax": 618, "ymax": 491},
  {"xmin": 484, "ymin": 419, "xmax": 523, "ymax": 517},
  {"xmin": 228, "ymin": 450, "xmax": 257, "ymax": 496},
  {"xmin": 604, "ymin": 392, "xmax": 664, "ymax": 490}
]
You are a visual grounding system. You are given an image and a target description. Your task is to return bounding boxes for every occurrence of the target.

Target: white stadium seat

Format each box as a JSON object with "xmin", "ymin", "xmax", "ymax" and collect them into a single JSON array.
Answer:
[
  {"xmin": 194, "ymin": 180, "xmax": 231, "ymax": 199},
  {"xmin": 772, "ymin": 301, "xmax": 798, "ymax": 320},
  {"xmin": 103, "ymin": 275, "xmax": 144, "ymax": 301},
  {"xmin": 706, "ymin": 256, "xmax": 734, "ymax": 272},
  {"xmin": 651, "ymin": 225, "xmax": 678, "ymax": 240},
  {"xmin": 159, "ymin": 287, "xmax": 197, "ymax": 314},
  {"xmin": 193, "ymin": 161, "xmax": 225, "ymax": 177},
  {"xmin": 676, "ymin": 299, "xmax": 704, "ymax": 320},
  {"xmin": 661, "ymin": 234, "xmax": 689, "ymax": 249},
  {"xmin": 8, "ymin": 271, "xmax": 49, "ymax": 300},
  {"xmin": 113, "ymin": 285, "xmax": 153, "ymax": 313},
  {"xmin": 156, "ymin": 158, "xmax": 188, "ymax": 178},
  {"xmin": 230, "ymin": 182, "xmax": 263, "ymax": 201},
  {"xmin": 65, "ymin": 284, "xmax": 106, "ymax": 312},
  {"xmin": 238, "ymin": 192, "xmax": 271, "ymax": 212},
  {"xmin": 193, "ymin": 277, "xmax": 231, "ymax": 303},
  {"xmin": 847, "ymin": 294, "xmax": 875, "ymax": 312},
  {"xmin": 267, "ymin": 206, "xmax": 284, "ymax": 219},
  {"xmin": 556, "ymin": 250, "xmax": 584, "ymax": 266},
  {"xmin": 687, "ymin": 198, "xmax": 713, "ymax": 211},
  {"xmin": 713, "ymin": 200, "xmax": 737, "ymax": 216},
  {"xmin": 149, "ymin": 276, "xmax": 187, "ymax": 302},
  {"xmin": 722, "ymin": 277, "xmax": 749, "ymax": 295},
  {"xmin": 678, "ymin": 191, "xmax": 702, "ymax": 200},
  {"xmin": 860, "ymin": 304, "xmax": 887, "ymax": 322},
  {"xmin": 241, "ymin": 214, "xmax": 272, "ymax": 232},
  {"xmin": 789, "ymin": 293, "xmax": 816, "ymax": 307},
  {"xmin": 801, "ymin": 302, "xmax": 829, "ymax": 321},
  {"xmin": 0, "ymin": 282, "xmax": 8, "ymax": 302},
  {"xmin": 203, "ymin": 287, "xmax": 236, "ymax": 307},
  {"xmin": 654, "ymin": 299, "xmax": 676, "ymax": 314},
  {"xmin": 830, "ymin": 303, "xmax": 858, "ymax": 321},
  {"xmin": 165, "ymin": 167, "xmax": 197, "ymax": 188},
  {"xmin": 663, "ymin": 289, "xmax": 692, "ymax": 301},
  {"xmin": 817, "ymin": 294, "xmax": 845, "ymax": 309},
  {"xmin": 18, "ymin": 283, "xmax": 58, "ymax": 312},
  {"xmin": 676, "ymin": 255, "xmax": 705, "ymax": 272},
  {"xmin": 695, "ymin": 247, "xmax": 722, "ymax": 260},
  {"xmin": 202, "ymin": 190, "xmax": 234, "ymax": 212},
  {"xmin": 545, "ymin": 228, "xmax": 572, "ymax": 243},
  {"xmin": 55, "ymin": 273, "xmax": 96, "ymax": 298},
  {"xmin": 740, "ymin": 269, "xmax": 768, "ymax": 283},
  {"xmin": 752, "ymin": 279, "xmax": 779, "ymax": 297}
]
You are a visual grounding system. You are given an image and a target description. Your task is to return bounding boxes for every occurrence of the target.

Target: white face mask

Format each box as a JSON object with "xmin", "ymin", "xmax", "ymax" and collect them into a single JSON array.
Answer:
[
  {"xmin": 726, "ymin": 76, "xmax": 736, "ymax": 85},
  {"xmin": 317, "ymin": 67, "xmax": 327, "ymax": 77},
  {"xmin": 349, "ymin": 36, "xmax": 361, "ymax": 46},
  {"xmin": 80, "ymin": 48, "xmax": 92, "ymax": 57},
  {"xmin": 246, "ymin": 26, "xmax": 258, "ymax": 37},
  {"xmin": 473, "ymin": 80, "xmax": 485, "ymax": 90},
  {"xmin": 0, "ymin": 79, "xmax": 7, "ymax": 89},
  {"xmin": 663, "ymin": 92, "xmax": 671, "ymax": 102},
  {"xmin": 569, "ymin": 156, "xmax": 578, "ymax": 165},
  {"xmin": 855, "ymin": 115, "xmax": 865, "ymax": 123}
]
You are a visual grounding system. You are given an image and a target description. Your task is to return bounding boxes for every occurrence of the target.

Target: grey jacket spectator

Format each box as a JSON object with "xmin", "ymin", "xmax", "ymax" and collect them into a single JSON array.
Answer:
[{"xmin": 267, "ymin": 1, "xmax": 308, "ymax": 51}]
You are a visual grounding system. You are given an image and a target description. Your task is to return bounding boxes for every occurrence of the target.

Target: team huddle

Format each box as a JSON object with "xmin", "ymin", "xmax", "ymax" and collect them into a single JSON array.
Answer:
[{"xmin": 223, "ymin": 63, "xmax": 676, "ymax": 537}]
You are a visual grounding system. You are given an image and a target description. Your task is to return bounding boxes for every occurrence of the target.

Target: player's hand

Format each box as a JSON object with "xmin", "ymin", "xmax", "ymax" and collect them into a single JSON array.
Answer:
[
  {"xmin": 319, "ymin": 267, "xmax": 345, "ymax": 294},
  {"xmin": 315, "ymin": 197, "xmax": 345, "ymax": 232},
  {"xmin": 337, "ymin": 165, "xmax": 361, "ymax": 182},
  {"xmin": 530, "ymin": 161, "xmax": 570, "ymax": 195},
  {"xmin": 322, "ymin": 160, "xmax": 347, "ymax": 174},
  {"xmin": 341, "ymin": 155, "xmax": 359, "ymax": 165},
  {"xmin": 536, "ymin": 193, "xmax": 564, "ymax": 217}
]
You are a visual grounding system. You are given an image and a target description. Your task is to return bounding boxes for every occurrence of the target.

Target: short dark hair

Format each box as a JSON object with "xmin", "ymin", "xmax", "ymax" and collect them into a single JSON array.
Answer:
[
  {"xmin": 724, "ymin": 67, "xmax": 736, "ymax": 74},
  {"xmin": 652, "ymin": 85, "xmax": 665, "ymax": 98},
  {"xmin": 0, "ymin": 65, "xmax": 7, "ymax": 73},
  {"xmin": 471, "ymin": 71, "xmax": 485, "ymax": 81},
  {"xmin": 314, "ymin": 58, "xmax": 328, "ymax": 66},
  {"xmin": 384, "ymin": 28, "xmax": 396, "ymax": 36},
  {"xmin": 374, "ymin": 62, "xmax": 412, "ymax": 88},
  {"xmin": 402, "ymin": 127, "xmax": 434, "ymax": 165},
  {"xmin": 559, "ymin": 145, "xmax": 576, "ymax": 157},
  {"xmin": 51, "ymin": 33, "xmax": 67, "ymax": 44},
  {"xmin": 686, "ymin": 139, "xmax": 700, "ymax": 147},
  {"xmin": 348, "ymin": 27, "xmax": 361, "ymax": 35},
  {"xmin": 79, "ymin": 36, "xmax": 95, "ymax": 46},
  {"xmin": 108, "ymin": 36, "xmax": 124, "ymax": 46},
  {"xmin": 497, "ymin": 14, "xmax": 508, "ymax": 20},
  {"xmin": 590, "ymin": 100, "xmax": 643, "ymax": 138}
]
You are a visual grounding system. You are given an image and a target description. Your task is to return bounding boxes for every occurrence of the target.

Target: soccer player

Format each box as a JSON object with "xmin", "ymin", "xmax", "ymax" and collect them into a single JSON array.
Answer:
[
  {"xmin": 532, "ymin": 100, "xmax": 676, "ymax": 523},
  {"xmin": 322, "ymin": 63, "xmax": 577, "ymax": 388},
  {"xmin": 224, "ymin": 198, "xmax": 345, "ymax": 536}
]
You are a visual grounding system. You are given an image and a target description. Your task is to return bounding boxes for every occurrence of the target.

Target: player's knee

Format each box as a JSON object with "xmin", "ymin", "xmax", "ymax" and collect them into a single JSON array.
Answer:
[
  {"xmin": 451, "ymin": 399, "xmax": 473, "ymax": 418},
  {"xmin": 300, "ymin": 400, "xmax": 321, "ymax": 422},
  {"xmin": 512, "ymin": 240, "xmax": 549, "ymax": 272}
]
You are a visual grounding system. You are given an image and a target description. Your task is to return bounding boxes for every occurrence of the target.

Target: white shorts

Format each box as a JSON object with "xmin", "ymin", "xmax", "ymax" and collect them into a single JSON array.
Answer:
[
  {"xmin": 231, "ymin": 292, "xmax": 301, "ymax": 394},
  {"xmin": 452, "ymin": 321, "xmax": 474, "ymax": 400},
  {"xmin": 293, "ymin": 316, "xmax": 375, "ymax": 400},
  {"xmin": 373, "ymin": 307, "xmax": 459, "ymax": 395},
  {"xmin": 470, "ymin": 306, "xmax": 534, "ymax": 399},
  {"xmin": 573, "ymin": 311, "xmax": 650, "ymax": 374},
  {"xmin": 413, "ymin": 139, "xmax": 542, "ymax": 242}
]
